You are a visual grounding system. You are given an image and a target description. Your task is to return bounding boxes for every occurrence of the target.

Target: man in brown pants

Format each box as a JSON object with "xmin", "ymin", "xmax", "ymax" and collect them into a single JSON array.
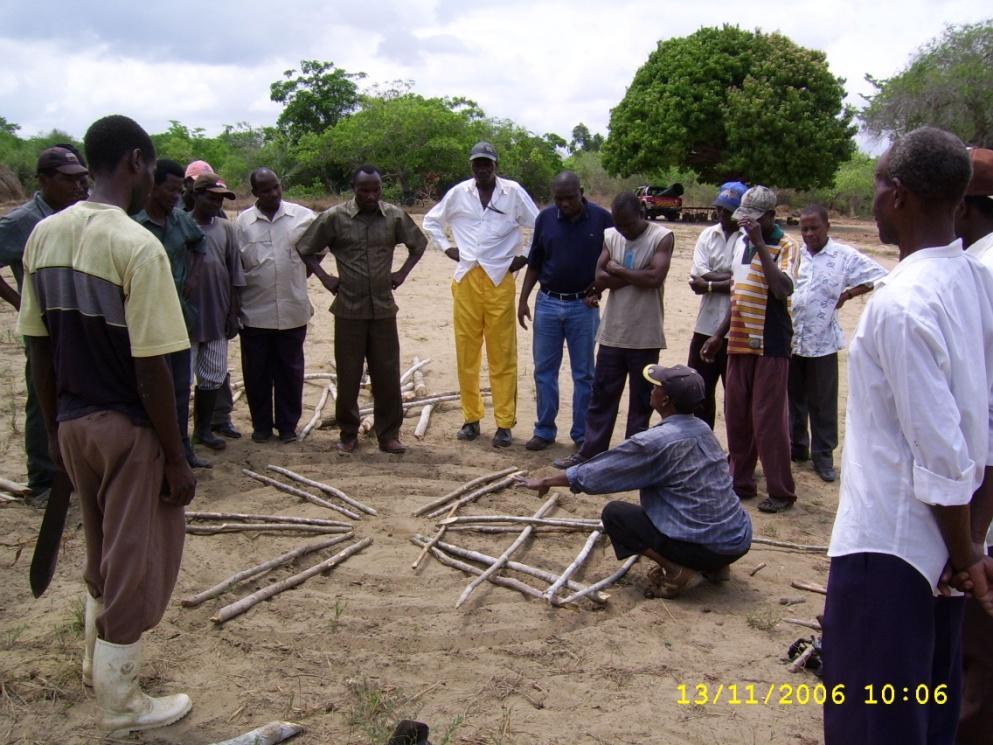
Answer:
[{"xmin": 18, "ymin": 115, "xmax": 197, "ymax": 736}]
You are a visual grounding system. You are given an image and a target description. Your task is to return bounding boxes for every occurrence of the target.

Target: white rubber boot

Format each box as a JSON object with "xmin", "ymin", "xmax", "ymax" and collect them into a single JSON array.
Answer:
[
  {"xmin": 92, "ymin": 638, "xmax": 192, "ymax": 735},
  {"xmin": 81, "ymin": 593, "xmax": 102, "ymax": 687}
]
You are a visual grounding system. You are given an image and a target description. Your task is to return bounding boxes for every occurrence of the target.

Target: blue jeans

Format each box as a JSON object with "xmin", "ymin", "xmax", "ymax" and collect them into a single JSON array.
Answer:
[{"xmin": 532, "ymin": 292, "xmax": 598, "ymax": 443}]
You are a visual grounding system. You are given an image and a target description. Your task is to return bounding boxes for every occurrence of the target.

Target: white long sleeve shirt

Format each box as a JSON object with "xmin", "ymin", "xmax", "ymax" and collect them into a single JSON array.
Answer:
[
  {"xmin": 690, "ymin": 222, "xmax": 736, "ymax": 336},
  {"xmin": 422, "ymin": 176, "xmax": 539, "ymax": 285},
  {"xmin": 829, "ymin": 241, "xmax": 993, "ymax": 589}
]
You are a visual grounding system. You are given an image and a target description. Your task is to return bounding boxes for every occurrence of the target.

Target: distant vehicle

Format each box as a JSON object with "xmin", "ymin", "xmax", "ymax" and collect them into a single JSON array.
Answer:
[{"xmin": 635, "ymin": 183, "xmax": 684, "ymax": 221}]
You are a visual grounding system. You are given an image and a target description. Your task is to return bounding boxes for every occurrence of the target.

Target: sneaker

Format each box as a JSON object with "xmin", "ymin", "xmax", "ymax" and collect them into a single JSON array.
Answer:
[
  {"xmin": 553, "ymin": 452, "xmax": 588, "ymax": 469},
  {"xmin": 456, "ymin": 421, "xmax": 480, "ymax": 441},
  {"xmin": 758, "ymin": 496, "xmax": 795, "ymax": 513},
  {"xmin": 492, "ymin": 428, "xmax": 512, "ymax": 448},
  {"xmin": 525, "ymin": 435, "xmax": 553, "ymax": 451}
]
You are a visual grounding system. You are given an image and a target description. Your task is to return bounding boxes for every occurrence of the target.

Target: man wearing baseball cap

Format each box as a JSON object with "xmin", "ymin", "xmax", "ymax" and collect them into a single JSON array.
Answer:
[
  {"xmin": 687, "ymin": 181, "xmax": 747, "ymax": 428},
  {"xmin": 423, "ymin": 141, "xmax": 539, "ymax": 448},
  {"xmin": 0, "ymin": 145, "xmax": 89, "ymax": 504},
  {"xmin": 701, "ymin": 185, "xmax": 800, "ymax": 513},
  {"xmin": 516, "ymin": 364, "xmax": 752, "ymax": 599}
]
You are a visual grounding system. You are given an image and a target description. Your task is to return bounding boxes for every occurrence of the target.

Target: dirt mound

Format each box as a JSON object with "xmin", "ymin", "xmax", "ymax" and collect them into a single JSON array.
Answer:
[{"xmin": 0, "ymin": 164, "xmax": 24, "ymax": 203}]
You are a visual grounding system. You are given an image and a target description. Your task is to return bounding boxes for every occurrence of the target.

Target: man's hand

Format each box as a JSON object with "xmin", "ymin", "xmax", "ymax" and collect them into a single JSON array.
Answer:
[
  {"xmin": 391, "ymin": 270, "xmax": 408, "ymax": 290},
  {"xmin": 605, "ymin": 259, "xmax": 622, "ymax": 275},
  {"xmin": 320, "ymin": 273, "xmax": 340, "ymax": 295},
  {"xmin": 835, "ymin": 289, "xmax": 852, "ymax": 309},
  {"xmin": 955, "ymin": 555, "xmax": 993, "ymax": 617},
  {"xmin": 513, "ymin": 474, "xmax": 549, "ymax": 498},
  {"xmin": 224, "ymin": 313, "xmax": 240, "ymax": 340},
  {"xmin": 509, "ymin": 256, "xmax": 528, "ymax": 273},
  {"xmin": 161, "ymin": 458, "xmax": 197, "ymax": 506},
  {"xmin": 689, "ymin": 276, "xmax": 708, "ymax": 295},
  {"xmin": 518, "ymin": 301, "xmax": 531, "ymax": 330},
  {"xmin": 700, "ymin": 335, "xmax": 723, "ymax": 364},
  {"xmin": 739, "ymin": 217, "xmax": 764, "ymax": 247},
  {"xmin": 46, "ymin": 431, "xmax": 64, "ymax": 471},
  {"xmin": 583, "ymin": 291, "xmax": 600, "ymax": 309},
  {"xmin": 444, "ymin": 247, "xmax": 460, "ymax": 262}
]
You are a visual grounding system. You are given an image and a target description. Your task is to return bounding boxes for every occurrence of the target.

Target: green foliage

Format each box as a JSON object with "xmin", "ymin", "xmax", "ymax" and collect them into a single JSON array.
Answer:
[
  {"xmin": 569, "ymin": 123, "xmax": 604, "ymax": 153},
  {"xmin": 0, "ymin": 124, "xmax": 83, "ymax": 193},
  {"xmin": 603, "ymin": 25, "xmax": 856, "ymax": 190},
  {"xmin": 777, "ymin": 152, "xmax": 877, "ymax": 217},
  {"xmin": 860, "ymin": 20, "xmax": 993, "ymax": 147},
  {"xmin": 270, "ymin": 60, "xmax": 365, "ymax": 142}
]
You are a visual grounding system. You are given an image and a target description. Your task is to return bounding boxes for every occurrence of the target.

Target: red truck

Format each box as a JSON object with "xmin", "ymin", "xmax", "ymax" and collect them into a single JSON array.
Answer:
[{"xmin": 635, "ymin": 183, "xmax": 684, "ymax": 221}]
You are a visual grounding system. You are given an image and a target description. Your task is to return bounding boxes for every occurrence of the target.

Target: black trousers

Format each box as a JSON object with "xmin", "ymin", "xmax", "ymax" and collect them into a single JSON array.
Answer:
[
  {"xmin": 788, "ymin": 352, "xmax": 838, "ymax": 464},
  {"xmin": 687, "ymin": 331, "xmax": 727, "ymax": 429},
  {"xmin": 240, "ymin": 325, "xmax": 307, "ymax": 437},
  {"xmin": 334, "ymin": 316, "xmax": 402, "ymax": 443}
]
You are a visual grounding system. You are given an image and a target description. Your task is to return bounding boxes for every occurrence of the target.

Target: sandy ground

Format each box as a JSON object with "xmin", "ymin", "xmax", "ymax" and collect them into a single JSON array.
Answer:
[{"xmin": 0, "ymin": 210, "xmax": 896, "ymax": 745}]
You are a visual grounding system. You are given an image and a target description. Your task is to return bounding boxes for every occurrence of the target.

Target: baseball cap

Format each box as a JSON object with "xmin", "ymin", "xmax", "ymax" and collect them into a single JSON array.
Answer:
[
  {"xmin": 193, "ymin": 173, "xmax": 235, "ymax": 199},
  {"xmin": 733, "ymin": 185, "xmax": 777, "ymax": 222},
  {"xmin": 185, "ymin": 160, "xmax": 214, "ymax": 180},
  {"xmin": 965, "ymin": 148, "xmax": 993, "ymax": 199},
  {"xmin": 36, "ymin": 147, "xmax": 88, "ymax": 176},
  {"xmin": 714, "ymin": 181, "xmax": 748, "ymax": 211},
  {"xmin": 469, "ymin": 141, "xmax": 498, "ymax": 163},
  {"xmin": 642, "ymin": 364, "xmax": 705, "ymax": 414}
]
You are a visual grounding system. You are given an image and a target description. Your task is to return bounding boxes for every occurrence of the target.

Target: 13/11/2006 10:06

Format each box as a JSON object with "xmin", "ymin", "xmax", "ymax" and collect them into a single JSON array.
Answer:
[{"xmin": 676, "ymin": 683, "xmax": 949, "ymax": 706}]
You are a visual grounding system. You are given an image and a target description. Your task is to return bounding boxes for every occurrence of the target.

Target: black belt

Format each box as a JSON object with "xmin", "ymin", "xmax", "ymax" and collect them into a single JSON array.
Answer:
[{"xmin": 540, "ymin": 287, "xmax": 586, "ymax": 301}]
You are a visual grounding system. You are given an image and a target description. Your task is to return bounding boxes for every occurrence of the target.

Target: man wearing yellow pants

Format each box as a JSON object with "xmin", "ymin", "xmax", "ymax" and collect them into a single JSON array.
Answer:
[{"xmin": 424, "ymin": 142, "xmax": 539, "ymax": 447}]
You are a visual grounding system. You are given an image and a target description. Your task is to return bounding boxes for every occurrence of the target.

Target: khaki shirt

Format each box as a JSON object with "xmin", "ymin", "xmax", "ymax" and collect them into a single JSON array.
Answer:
[{"xmin": 296, "ymin": 199, "xmax": 427, "ymax": 320}]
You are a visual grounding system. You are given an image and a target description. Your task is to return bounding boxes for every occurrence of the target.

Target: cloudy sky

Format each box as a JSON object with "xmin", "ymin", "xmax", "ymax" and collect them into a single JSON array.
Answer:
[{"xmin": 0, "ymin": 1, "xmax": 988, "ymax": 150}]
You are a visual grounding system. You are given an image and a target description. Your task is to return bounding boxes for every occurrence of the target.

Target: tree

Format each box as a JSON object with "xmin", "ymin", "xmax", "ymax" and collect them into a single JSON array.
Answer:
[
  {"xmin": 860, "ymin": 20, "xmax": 993, "ymax": 147},
  {"xmin": 569, "ymin": 123, "xmax": 603, "ymax": 153},
  {"xmin": 602, "ymin": 25, "xmax": 856, "ymax": 189},
  {"xmin": 270, "ymin": 60, "xmax": 366, "ymax": 141}
]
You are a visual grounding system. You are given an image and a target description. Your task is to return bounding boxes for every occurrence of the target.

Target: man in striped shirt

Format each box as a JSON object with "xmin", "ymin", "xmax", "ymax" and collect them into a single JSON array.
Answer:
[{"xmin": 702, "ymin": 186, "xmax": 800, "ymax": 513}]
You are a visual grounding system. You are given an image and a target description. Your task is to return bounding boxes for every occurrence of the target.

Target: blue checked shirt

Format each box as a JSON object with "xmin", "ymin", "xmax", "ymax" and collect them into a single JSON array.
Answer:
[{"xmin": 567, "ymin": 414, "xmax": 752, "ymax": 554}]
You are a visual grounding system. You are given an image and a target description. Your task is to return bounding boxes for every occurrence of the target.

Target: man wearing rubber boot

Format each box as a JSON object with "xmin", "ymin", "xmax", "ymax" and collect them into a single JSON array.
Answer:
[{"xmin": 18, "ymin": 115, "xmax": 197, "ymax": 735}]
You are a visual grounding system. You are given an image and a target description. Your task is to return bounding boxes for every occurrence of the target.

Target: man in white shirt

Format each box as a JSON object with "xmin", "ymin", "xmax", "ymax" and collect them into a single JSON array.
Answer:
[
  {"xmin": 788, "ymin": 205, "xmax": 886, "ymax": 482},
  {"xmin": 423, "ymin": 142, "xmax": 539, "ymax": 448},
  {"xmin": 822, "ymin": 127, "xmax": 993, "ymax": 745},
  {"xmin": 235, "ymin": 168, "xmax": 315, "ymax": 443}
]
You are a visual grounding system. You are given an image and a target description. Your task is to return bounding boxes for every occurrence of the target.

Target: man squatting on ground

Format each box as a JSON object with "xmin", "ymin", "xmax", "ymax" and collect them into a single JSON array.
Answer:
[
  {"xmin": 553, "ymin": 191, "xmax": 674, "ymax": 470},
  {"xmin": 0, "ymin": 145, "xmax": 89, "ymax": 501},
  {"xmin": 517, "ymin": 171, "xmax": 612, "ymax": 452},
  {"xmin": 297, "ymin": 165, "xmax": 427, "ymax": 455},
  {"xmin": 17, "ymin": 115, "xmax": 197, "ymax": 735},
  {"xmin": 423, "ymin": 141, "xmax": 539, "ymax": 448},
  {"xmin": 822, "ymin": 127, "xmax": 993, "ymax": 745},
  {"xmin": 788, "ymin": 204, "xmax": 885, "ymax": 483},
  {"xmin": 517, "ymin": 364, "xmax": 752, "ymax": 599},
  {"xmin": 235, "ymin": 167, "xmax": 315, "ymax": 443}
]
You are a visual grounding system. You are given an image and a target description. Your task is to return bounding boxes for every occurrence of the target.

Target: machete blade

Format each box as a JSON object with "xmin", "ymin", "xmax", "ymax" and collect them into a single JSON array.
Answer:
[{"xmin": 29, "ymin": 470, "xmax": 73, "ymax": 598}]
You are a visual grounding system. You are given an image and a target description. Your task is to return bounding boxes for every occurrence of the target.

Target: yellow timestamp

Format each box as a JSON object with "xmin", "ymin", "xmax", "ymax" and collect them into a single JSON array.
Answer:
[{"xmin": 676, "ymin": 683, "xmax": 950, "ymax": 706}]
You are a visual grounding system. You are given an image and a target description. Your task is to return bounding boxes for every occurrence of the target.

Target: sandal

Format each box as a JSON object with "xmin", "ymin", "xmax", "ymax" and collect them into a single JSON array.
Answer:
[
  {"xmin": 758, "ymin": 496, "xmax": 794, "ymax": 513},
  {"xmin": 645, "ymin": 564, "xmax": 704, "ymax": 599}
]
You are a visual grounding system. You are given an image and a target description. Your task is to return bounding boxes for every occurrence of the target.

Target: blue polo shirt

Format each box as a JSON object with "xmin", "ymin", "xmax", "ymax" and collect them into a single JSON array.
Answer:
[{"xmin": 527, "ymin": 199, "xmax": 613, "ymax": 294}]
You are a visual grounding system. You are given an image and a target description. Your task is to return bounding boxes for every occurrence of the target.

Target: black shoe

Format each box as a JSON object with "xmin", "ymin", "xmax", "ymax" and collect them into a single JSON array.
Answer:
[
  {"xmin": 814, "ymin": 462, "xmax": 836, "ymax": 482},
  {"xmin": 213, "ymin": 421, "xmax": 242, "ymax": 439},
  {"xmin": 278, "ymin": 430, "xmax": 298, "ymax": 443},
  {"xmin": 185, "ymin": 443, "xmax": 212, "ymax": 469},
  {"xmin": 525, "ymin": 435, "xmax": 553, "ymax": 451},
  {"xmin": 193, "ymin": 389, "xmax": 227, "ymax": 450},
  {"xmin": 553, "ymin": 452, "xmax": 588, "ymax": 469},
  {"xmin": 492, "ymin": 428, "xmax": 512, "ymax": 448},
  {"xmin": 456, "ymin": 421, "xmax": 480, "ymax": 441},
  {"xmin": 252, "ymin": 430, "xmax": 273, "ymax": 443},
  {"xmin": 758, "ymin": 496, "xmax": 795, "ymax": 513},
  {"xmin": 790, "ymin": 447, "xmax": 810, "ymax": 463}
]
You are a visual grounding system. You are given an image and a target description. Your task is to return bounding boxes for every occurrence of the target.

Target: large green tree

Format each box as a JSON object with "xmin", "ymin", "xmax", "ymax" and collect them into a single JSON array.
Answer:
[
  {"xmin": 602, "ymin": 25, "xmax": 855, "ymax": 189},
  {"xmin": 270, "ymin": 60, "xmax": 365, "ymax": 142},
  {"xmin": 860, "ymin": 20, "xmax": 993, "ymax": 147}
]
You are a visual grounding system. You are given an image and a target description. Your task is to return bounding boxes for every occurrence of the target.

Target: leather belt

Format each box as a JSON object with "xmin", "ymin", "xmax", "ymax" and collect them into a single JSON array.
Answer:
[{"xmin": 540, "ymin": 287, "xmax": 586, "ymax": 301}]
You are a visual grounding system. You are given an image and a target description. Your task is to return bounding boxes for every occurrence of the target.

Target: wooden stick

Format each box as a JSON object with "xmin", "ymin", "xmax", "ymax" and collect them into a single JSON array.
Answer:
[
  {"xmin": 749, "ymin": 562, "xmax": 768, "ymax": 577},
  {"xmin": 787, "ymin": 645, "xmax": 817, "ymax": 674},
  {"xmin": 186, "ymin": 523, "xmax": 352, "ymax": 536},
  {"xmin": 303, "ymin": 373, "xmax": 336, "ymax": 381},
  {"xmin": 559, "ymin": 555, "xmax": 640, "ymax": 605},
  {"xmin": 752, "ymin": 537, "xmax": 828, "ymax": 552},
  {"xmin": 412, "ymin": 356, "xmax": 428, "ymax": 397},
  {"xmin": 456, "ymin": 493, "xmax": 558, "ymax": 608},
  {"xmin": 232, "ymin": 388, "xmax": 244, "ymax": 404},
  {"xmin": 182, "ymin": 534, "xmax": 353, "ymax": 607},
  {"xmin": 300, "ymin": 384, "xmax": 332, "ymax": 440},
  {"xmin": 782, "ymin": 617, "xmax": 822, "ymax": 631},
  {"xmin": 212, "ymin": 538, "xmax": 372, "ymax": 624},
  {"xmin": 445, "ymin": 525, "xmax": 583, "ymax": 534},
  {"xmin": 413, "ymin": 404, "xmax": 434, "ymax": 440},
  {"xmin": 207, "ymin": 721, "xmax": 304, "ymax": 745},
  {"xmin": 265, "ymin": 465, "xmax": 377, "ymax": 516},
  {"xmin": 0, "ymin": 477, "xmax": 31, "ymax": 496},
  {"xmin": 439, "ymin": 515, "xmax": 601, "ymax": 529},
  {"xmin": 426, "ymin": 471, "xmax": 526, "ymax": 519},
  {"xmin": 412, "ymin": 501, "xmax": 458, "ymax": 570},
  {"xmin": 358, "ymin": 415, "xmax": 375, "ymax": 435},
  {"xmin": 417, "ymin": 535, "xmax": 608, "ymax": 603},
  {"xmin": 411, "ymin": 538, "xmax": 546, "ymax": 602},
  {"xmin": 186, "ymin": 511, "xmax": 351, "ymax": 528},
  {"xmin": 791, "ymin": 579, "xmax": 828, "ymax": 595},
  {"xmin": 242, "ymin": 469, "xmax": 361, "ymax": 520},
  {"xmin": 413, "ymin": 466, "xmax": 519, "ymax": 517},
  {"xmin": 399, "ymin": 357, "xmax": 431, "ymax": 385},
  {"xmin": 544, "ymin": 530, "xmax": 602, "ymax": 605},
  {"xmin": 362, "ymin": 390, "xmax": 491, "ymax": 417}
]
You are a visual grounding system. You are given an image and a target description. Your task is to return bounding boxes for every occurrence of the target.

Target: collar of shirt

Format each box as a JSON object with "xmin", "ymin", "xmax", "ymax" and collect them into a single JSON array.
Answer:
[
  {"xmin": 875, "ymin": 239, "xmax": 963, "ymax": 289},
  {"xmin": 802, "ymin": 236, "xmax": 841, "ymax": 260},
  {"xmin": 966, "ymin": 231, "xmax": 993, "ymax": 261},
  {"xmin": 344, "ymin": 198, "xmax": 386, "ymax": 219},
  {"xmin": 32, "ymin": 192, "xmax": 55, "ymax": 218},
  {"xmin": 555, "ymin": 199, "xmax": 590, "ymax": 223},
  {"xmin": 245, "ymin": 201, "xmax": 291, "ymax": 224}
]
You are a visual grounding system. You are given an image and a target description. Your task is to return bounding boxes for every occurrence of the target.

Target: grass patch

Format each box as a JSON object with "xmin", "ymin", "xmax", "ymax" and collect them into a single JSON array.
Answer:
[{"xmin": 746, "ymin": 605, "xmax": 781, "ymax": 632}]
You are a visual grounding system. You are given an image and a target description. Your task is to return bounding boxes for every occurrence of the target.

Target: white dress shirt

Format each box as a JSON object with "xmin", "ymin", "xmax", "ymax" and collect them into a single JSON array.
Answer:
[
  {"xmin": 791, "ymin": 238, "xmax": 887, "ymax": 358},
  {"xmin": 829, "ymin": 241, "xmax": 993, "ymax": 589},
  {"xmin": 235, "ymin": 200, "xmax": 315, "ymax": 330},
  {"xmin": 690, "ymin": 222, "xmax": 736, "ymax": 336},
  {"xmin": 423, "ymin": 176, "xmax": 539, "ymax": 285},
  {"xmin": 966, "ymin": 229, "xmax": 993, "ymax": 269}
]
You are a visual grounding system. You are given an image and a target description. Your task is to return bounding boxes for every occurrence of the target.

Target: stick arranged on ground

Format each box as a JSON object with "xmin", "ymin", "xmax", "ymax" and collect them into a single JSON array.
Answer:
[
  {"xmin": 752, "ymin": 537, "xmax": 828, "ymax": 553},
  {"xmin": 303, "ymin": 373, "xmax": 336, "ymax": 382},
  {"xmin": 182, "ymin": 534, "xmax": 353, "ymax": 607},
  {"xmin": 0, "ymin": 476, "xmax": 31, "ymax": 496},
  {"xmin": 456, "ymin": 493, "xmax": 558, "ymax": 608},
  {"xmin": 212, "ymin": 537, "xmax": 372, "ymax": 624},
  {"xmin": 186, "ymin": 511, "xmax": 351, "ymax": 528},
  {"xmin": 413, "ymin": 404, "xmax": 434, "ymax": 440},
  {"xmin": 439, "ymin": 515, "xmax": 601, "ymax": 529},
  {"xmin": 186, "ymin": 523, "xmax": 352, "ymax": 536},
  {"xmin": 417, "ymin": 535, "xmax": 608, "ymax": 603},
  {"xmin": 749, "ymin": 562, "xmax": 768, "ymax": 577},
  {"xmin": 413, "ymin": 466, "xmax": 519, "ymax": 517},
  {"xmin": 412, "ymin": 501, "xmax": 458, "ymax": 570},
  {"xmin": 782, "ymin": 617, "xmax": 822, "ymax": 631},
  {"xmin": 358, "ymin": 415, "xmax": 375, "ymax": 434},
  {"xmin": 243, "ymin": 469, "xmax": 361, "ymax": 520},
  {"xmin": 266, "ymin": 465, "xmax": 377, "ymax": 516},
  {"xmin": 411, "ymin": 537, "xmax": 547, "ymax": 602},
  {"xmin": 300, "ymin": 384, "xmax": 333, "ymax": 440},
  {"xmin": 558, "ymin": 555, "xmax": 640, "ymax": 605},
  {"xmin": 426, "ymin": 471, "xmax": 526, "ymax": 519},
  {"xmin": 206, "ymin": 721, "xmax": 304, "ymax": 745},
  {"xmin": 412, "ymin": 356, "xmax": 428, "ymax": 397},
  {"xmin": 445, "ymin": 525, "xmax": 587, "ymax": 534},
  {"xmin": 232, "ymin": 388, "xmax": 245, "ymax": 405},
  {"xmin": 791, "ymin": 579, "xmax": 828, "ymax": 595},
  {"xmin": 399, "ymin": 357, "xmax": 431, "ymax": 385},
  {"xmin": 544, "ymin": 529, "xmax": 602, "ymax": 605},
  {"xmin": 361, "ymin": 390, "xmax": 490, "ymax": 417}
]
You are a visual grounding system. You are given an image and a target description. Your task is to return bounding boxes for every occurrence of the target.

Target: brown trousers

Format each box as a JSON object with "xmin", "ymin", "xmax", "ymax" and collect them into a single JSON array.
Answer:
[{"xmin": 59, "ymin": 411, "xmax": 185, "ymax": 644}]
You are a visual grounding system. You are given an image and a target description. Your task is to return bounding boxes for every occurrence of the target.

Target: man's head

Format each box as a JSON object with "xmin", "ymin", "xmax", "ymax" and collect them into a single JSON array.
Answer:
[
  {"xmin": 873, "ymin": 127, "xmax": 972, "ymax": 247},
  {"xmin": 36, "ymin": 145, "xmax": 89, "ymax": 211},
  {"xmin": 611, "ymin": 191, "xmax": 647, "ymax": 241},
  {"xmin": 552, "ymin": 171, "xmax": 583, "ymax": 220},
  {"xmin": 351, "ymin": 165, "xmax": 382, "ymax": 212},
  {"xmin": 250, "ymin": 167, "xmax": 282, "ymax": 214},
  {"xmin": 192, "ymin": 172, "xmax": 235, "ymax": 219},
  {"xmin": 83, "ymin": 115, "xmax": 156, "ymax": 213},
  {"xmin": 733, "ymin": 185, "xmax": 777, "ymax": 233},
  {"xmin": 147, "ymin": 159, "xmax": 185, "ymax": 214},
  {"xmin": 643, "ymin": 364, "xmax": 705, "ymax": 416},
  {"xmin": 714, "ymin": 181, "xmax": 747, "ymax": 233},
  {"xmin": 954, "ymin": 148, "xmax": 993, "ymax": 249},
  {"xmin": 469, "ymin": 141, "xmax": 498, "ymax": 190},
  {"xmin": 799, "ymin": 205, "xmax": 831, "ymax": 253}
]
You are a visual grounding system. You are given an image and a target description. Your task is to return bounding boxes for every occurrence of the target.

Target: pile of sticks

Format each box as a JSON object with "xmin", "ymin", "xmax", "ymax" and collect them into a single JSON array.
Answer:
[{"xmin": 240, "ymin": 466, "xmax": 376, "ymax": 520}]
